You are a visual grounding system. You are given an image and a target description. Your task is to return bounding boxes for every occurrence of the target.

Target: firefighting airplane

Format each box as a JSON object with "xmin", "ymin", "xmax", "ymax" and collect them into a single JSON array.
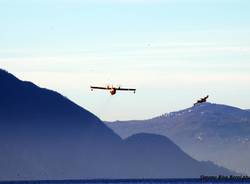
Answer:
[
  {"xmin": 90, "ymin": 85, "xmax": 136, "ymax": 95},
  {"xmin": 194, "ymin": 95, "xmax": 209, "ymax": 106}
]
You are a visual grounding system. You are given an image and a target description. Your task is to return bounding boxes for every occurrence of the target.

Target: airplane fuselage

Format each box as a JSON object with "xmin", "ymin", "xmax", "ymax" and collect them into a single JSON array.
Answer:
[{"xmin": 110, "ymin": 88, "xmax": 116, "ymax": 95}]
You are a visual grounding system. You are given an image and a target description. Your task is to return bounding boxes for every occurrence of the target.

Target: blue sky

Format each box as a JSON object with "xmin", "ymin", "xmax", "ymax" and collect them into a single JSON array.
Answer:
[{"xmin": 1, "ymin": 0, "xmax": 250, "ymax": 120}]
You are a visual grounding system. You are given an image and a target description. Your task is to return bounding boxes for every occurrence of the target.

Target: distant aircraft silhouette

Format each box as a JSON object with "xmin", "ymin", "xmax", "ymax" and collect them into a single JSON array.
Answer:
[
  {"xmin": 90, "ymin": 85, "xmax": 136, "ymax": 95},
  {"xmin": 194, "ymin": 95, "xmax": 209, "ymax": 106}
]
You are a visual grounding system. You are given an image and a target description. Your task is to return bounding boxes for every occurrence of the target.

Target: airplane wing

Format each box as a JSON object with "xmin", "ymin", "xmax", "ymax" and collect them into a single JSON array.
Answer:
[
  {"xmin": 117, "ymin": 87, "xmax": 136, "ymax": 92},
  {"xmin": 90, "ymin": 86, "xmax": 109, "ymax": 90}
]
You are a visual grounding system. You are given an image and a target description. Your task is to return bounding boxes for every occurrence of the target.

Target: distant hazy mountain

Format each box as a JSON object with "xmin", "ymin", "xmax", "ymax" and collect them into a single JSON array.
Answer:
[
  {"xmin": 107, "ymin": 103, "xmax": 250, "ymax": 174},
  {"xmin": 0, "ymin": 69, "xmax": 235, "ymax": 180}
]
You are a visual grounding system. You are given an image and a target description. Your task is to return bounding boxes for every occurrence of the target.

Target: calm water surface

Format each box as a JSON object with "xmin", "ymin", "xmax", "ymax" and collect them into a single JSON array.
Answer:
[{"xmin": 1, "ymin": 179, "xmax": 250, "ymax": 184}]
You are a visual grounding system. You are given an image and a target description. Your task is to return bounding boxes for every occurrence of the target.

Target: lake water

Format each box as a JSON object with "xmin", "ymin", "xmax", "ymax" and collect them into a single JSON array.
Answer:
[{"xmin": 1, "ymin": 179, "xmax": 250, "ymax": 184}]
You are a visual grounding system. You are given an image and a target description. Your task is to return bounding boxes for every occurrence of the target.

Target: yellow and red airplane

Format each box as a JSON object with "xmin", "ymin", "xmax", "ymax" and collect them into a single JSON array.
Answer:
[{"xmin": 90, "ymin": 85, "xmax": 136, "ymax": 95}]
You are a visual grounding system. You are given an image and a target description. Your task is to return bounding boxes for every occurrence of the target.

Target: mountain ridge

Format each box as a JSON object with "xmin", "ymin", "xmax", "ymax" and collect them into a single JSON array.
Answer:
[{"xmin": 109, "ymin": 102, "xmax": 249, "ymax": 123}]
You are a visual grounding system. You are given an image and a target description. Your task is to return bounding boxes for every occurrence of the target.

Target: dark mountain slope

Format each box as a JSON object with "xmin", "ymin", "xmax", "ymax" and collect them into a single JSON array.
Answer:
[
  {"xmin": 122, "ymin": 133, "xmax": 231, "ymax": 178},
  {"xmin": 0, "ymin": 69, "xmax": 235, "ymax": 180},
  {"xmin": 0, "ymin": 69, "xmax": 123, "ymax": 180},
  {"xmin": 107, "ymin": 103, "xmax": 250, "ymax": 174}
]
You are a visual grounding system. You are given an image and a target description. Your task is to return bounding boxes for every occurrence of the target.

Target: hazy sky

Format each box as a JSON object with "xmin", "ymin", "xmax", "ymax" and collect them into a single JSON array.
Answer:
[{"xmin": 1, "ymin": 0, "xmax": 250, "ymax": 121}]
